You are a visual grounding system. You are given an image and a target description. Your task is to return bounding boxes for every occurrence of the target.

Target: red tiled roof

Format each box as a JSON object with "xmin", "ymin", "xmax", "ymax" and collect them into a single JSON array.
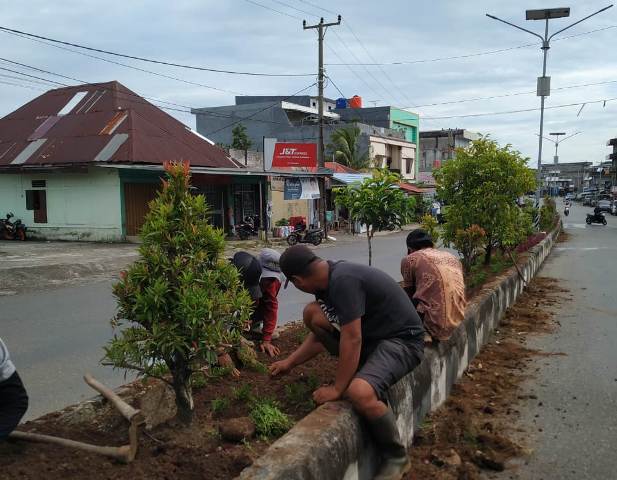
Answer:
[
  {"xmin": 324, "ymin": 161, "xmax": 360, "ymax": 174},
  {"xmin": 398, "ymin": 182, "xmax": 428, "ymax": 194},
  {"xmin": 0, "ymin": 81, "xmax": 237, "ymax": 169}
]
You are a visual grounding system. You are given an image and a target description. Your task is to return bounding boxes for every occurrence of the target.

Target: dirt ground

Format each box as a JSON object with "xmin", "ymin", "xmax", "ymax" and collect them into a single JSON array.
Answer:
[
  {"xmin": 0, "ymin": 324, "xmax": 336, "ymax": 480},
  {"xmin": 405, "ymin": 273, "xmax": 570, "ymax": 480}
]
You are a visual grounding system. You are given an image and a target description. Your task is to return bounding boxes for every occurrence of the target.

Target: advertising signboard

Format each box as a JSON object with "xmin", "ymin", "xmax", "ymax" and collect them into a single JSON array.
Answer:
[
  {"xmin": 284, "ymin": 177, "xmax": 321, "ymax": 200},
  {"xmin": 272, "ymin": 143, "xmax": 317, "ymax": 168}
]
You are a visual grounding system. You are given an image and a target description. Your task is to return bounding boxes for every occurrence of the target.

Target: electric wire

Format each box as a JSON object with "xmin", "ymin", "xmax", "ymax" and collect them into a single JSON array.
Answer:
[
  {"xmin": 1, "ymin": 31, "xmax": 246, "ymax": 96},
  {"xmin": 0, "ymin": 25, "xmax": 314, "ymax": 77},
  {"xmin": 325, "ymin": 24, "xmax": 617, "ymax": 66}
]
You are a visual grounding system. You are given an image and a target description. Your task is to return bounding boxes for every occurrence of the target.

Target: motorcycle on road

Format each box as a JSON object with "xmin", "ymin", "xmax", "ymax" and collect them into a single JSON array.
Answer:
[
  {"xmin": 286, "ymin": 222, "xmax": 323, "ymax": 246},
  {"xmin": 586, "ymin": 212, "xmax": 607, "ymax": 226},
  {"xmin": 1, "ymin": 212, "xmax": 27, "ymax": 240}
]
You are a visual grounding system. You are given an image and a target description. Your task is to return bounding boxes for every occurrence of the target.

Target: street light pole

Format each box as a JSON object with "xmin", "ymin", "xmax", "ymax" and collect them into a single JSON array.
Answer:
[{"xmin": 486, "ymin": 5, "xmax": 613, "ymax": 217}]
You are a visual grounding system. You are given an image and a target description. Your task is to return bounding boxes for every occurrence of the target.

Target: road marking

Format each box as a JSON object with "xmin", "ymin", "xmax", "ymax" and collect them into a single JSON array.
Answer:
[{"xmin": 555, "ymin": 247, "xmax": 617, "ymax": 251}]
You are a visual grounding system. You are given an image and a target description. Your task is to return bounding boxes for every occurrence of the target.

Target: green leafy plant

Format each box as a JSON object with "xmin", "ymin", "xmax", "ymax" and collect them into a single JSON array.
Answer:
[
  {"xmin": 284, "ymin": 382, "xmax": 315, "ymax": 409},
  {"xmin": 420, "ymin": 213, "xmax": 440, "ymax": 246},
  {"xmin": 191, "ymin": 371, "xmax": 208, "ymax": 389},
  {"xmin": 327, "ymin": 124, "xmax": 370, "ymax": 171},
  {"xmin": 249, "ymin": 399, "xmax": 292, "ymax": 437},
  {"xmin": 275, "ymin": 218, "xmax": 290, "ymax": 227},
  {"xmin": 435, "ymin": 137, "xmax": 536, "ymax": 265},
  {"xmin": 231, "ymin": 124, "xmax": 252, "ymax": 151},
  {"xmin": 103, "ymin": 161, "xmax": 253, "ymax": 425},
  {"xmin": 335, "ymin": 169, "xmax": 416, "ymax": 265},
  {"xmin": 233, "ymin": 383, "xmax": 254, "ymax": 403},
  {"xmin": 453, "ymin": 225, "xmax": 486, "ymax": 275},
  {"xmin": 211, "ymin": 397, "xmax": 230, "ymax": 415},
  {"xmin": 539, "ymin": 196, "xmax": 558, "ymax": 231}
]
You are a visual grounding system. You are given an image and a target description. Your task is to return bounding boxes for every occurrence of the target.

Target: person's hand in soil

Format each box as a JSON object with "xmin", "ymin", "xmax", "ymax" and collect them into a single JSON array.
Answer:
[
  {"xmin": 312, "ymin": 385, "xmax": 341, "ymax": 404},
  {"xmin": 217, "ymin": 352, "xmax": 241, "ymax": 377},
  {"xmin": 259, "ymin": 341, "xmax": 280, "ymax": 357},
  {"xmin": 269, "ymin": 358, "xmax": 292, "ymax": 376}
]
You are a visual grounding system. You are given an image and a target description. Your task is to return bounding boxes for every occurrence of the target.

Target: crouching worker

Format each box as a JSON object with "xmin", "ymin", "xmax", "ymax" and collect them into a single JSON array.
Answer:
[
  {"xmin": 0, "ymin": 338, "xmax": 28, "ymax": 441},
  {"xmin": 270, "ymin": 245, "xmax": 424, "ymax": 480},
  {"xmin": 231, "ymin": 249, "xmax": 282, "ymax": 357},
  {"xmin": 401, "ymin": 229, "xmax": 467, "ymax": 344}
]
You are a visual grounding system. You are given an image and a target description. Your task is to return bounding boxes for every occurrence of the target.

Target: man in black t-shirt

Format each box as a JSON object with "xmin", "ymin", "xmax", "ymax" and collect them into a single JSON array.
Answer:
[{"xmin": 270, "ymin": 245, "xmax": 424, "ymax": 480}]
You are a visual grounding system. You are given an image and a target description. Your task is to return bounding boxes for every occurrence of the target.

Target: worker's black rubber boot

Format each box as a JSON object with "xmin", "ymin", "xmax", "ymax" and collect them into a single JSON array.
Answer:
[{"xmin": 367, "ymin": 409, "xmax": 411, "ymax": 480}]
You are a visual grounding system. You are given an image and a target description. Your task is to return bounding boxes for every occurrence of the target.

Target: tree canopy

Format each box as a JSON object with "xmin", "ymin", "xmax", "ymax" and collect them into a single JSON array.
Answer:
[
  {"xmin": 335, "ymin": 169, "xmax": 415, "ymax": 265},
  {"xmin": 327, "ymin": 125, "xmax": 370, "ymax": 171},
  {"xmin": 231, "ymin": 124, "xmax": 252, "ymax": 151},
  {"xmin": 434, "ymin": 137, "xmax": 536, "ymax": 264}
]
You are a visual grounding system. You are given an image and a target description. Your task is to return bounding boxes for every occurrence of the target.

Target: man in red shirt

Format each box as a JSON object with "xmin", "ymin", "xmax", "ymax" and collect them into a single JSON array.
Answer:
[
  {"xmin": 231, "ymin": 249, "xmax": 282, "ymax": 357},
  {"xmin": 253, "ymin": 249, "xmax": 283, "ymax": 357}
]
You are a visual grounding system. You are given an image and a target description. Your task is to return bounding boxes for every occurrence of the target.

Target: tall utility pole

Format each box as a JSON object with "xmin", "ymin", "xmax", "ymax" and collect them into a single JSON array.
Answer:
[
  {"xmin": 303, "ymin": 15, "xmax": 341, "ymax": 234},
  {"xmin": 487, "ymin": 5, "xmax": 612, "ymax": 211}
]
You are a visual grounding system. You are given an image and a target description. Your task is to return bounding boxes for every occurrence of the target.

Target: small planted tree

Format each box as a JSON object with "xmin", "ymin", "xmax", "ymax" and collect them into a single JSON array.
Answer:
[
  {"xmin": 327, "ymin": 125, "xmax": 370, "ymax": 171},
  {"xmin": 453, "ymin": 225, "xmax": 486, "ymax": 275},
  {"xmin": 420, "ymin": 213, "xmax": 440, "ymax": 246},
  {"xmin": 104, "ymin": 161, "xmax": 253, "ymax": 425},
  {"xmin": 231, "ymin": 124, "xmax": 253, "ymax": 165},
  {"xmin": 435, "ymin": 137, "xmax": 536, "ymax": 265},
  {"xmin": 335, "ymin": 169, "xmax": 415, "ymax": 265}
]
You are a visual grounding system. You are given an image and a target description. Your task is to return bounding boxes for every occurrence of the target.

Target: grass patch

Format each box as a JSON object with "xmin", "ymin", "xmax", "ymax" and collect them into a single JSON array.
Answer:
[
  {"xmin": 284, "ymin": 382, "xmax": 314, "ymax": 409},
  {"xmin": 249, "ymin": 399, "xmax": 292, "ymax": 438},
  {"xmin": 232, "ymin": 383, "xmax": 254, "ymax": 402},
  {"xmin": 211, "ymin": 397, "xmax": 230, "ymax": 415},
  {"xmin": 190, "ymin": 371, "xmax": 208, "ymax": 389}
]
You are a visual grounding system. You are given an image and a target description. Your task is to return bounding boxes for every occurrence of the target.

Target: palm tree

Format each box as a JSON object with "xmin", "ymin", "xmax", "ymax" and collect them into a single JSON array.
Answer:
[{"xmin": 327, "ymin": 125, "xmax": 370, "ymax": 171}]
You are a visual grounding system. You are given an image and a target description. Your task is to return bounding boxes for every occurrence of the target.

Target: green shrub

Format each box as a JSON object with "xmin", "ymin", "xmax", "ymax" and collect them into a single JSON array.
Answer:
[
  {"xmin": 211, "ymin": 397, "xmax": 230, "ymax": 415},
  {"xmin": 420, "ymin": 213, "xmax": 440, "ymax": 245},
  {"xmin": 539, "ymin": 196, "xmax": 558, "ymax": 231},
  {"xmin": 232, "ymin": 383, "xmax": 254, "ymax": 402},
  {"xmin": 250, "ymin": 399, "xmax": 292, "ymax": 437},
  {"xmin": 453, "ymin": 225, "xmax": 486, "ymax": 275}
]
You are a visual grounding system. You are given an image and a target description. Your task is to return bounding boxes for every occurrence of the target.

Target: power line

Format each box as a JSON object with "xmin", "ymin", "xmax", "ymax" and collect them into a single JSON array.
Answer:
[
  {"xmin": 406, "ymin": 78, "xmax": 617, "ymax": 109},
  {"xmin": 325, "ymin": 24, "xmax": 617, "ymax": 66},
  {"xmin": 243, "ymin": 0, "xmax": 302, "ymax": 20},
  {"xmin": 1, "ymin": 30, "xmax": 245, "ymax": 96},
  {"xmin": 422, "ymin": 96, "xmax": 617, "ymax": 120},
  {"xmin": 205, "ymin": 82, "xmax": 318, "ymax": 135},
  {"xmin": 0, "ymin": 25, "xmax": 314, "ymax": 77},
  {"xmin": 0, "ymin": 79, "xmax": 46, "ymax": 92},
  {"xmin": 326, "ymin": 75, "xmax": 346, "ymax": 98}
]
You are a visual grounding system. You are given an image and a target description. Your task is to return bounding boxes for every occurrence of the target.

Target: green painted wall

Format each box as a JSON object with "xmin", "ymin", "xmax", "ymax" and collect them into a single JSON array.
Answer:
[
  {"xmin": 389, "ymin": 108, "xmax": 420, "ymax": 179},
  {"xmin": 0, "ymin": 167, "xmax": 123, "ymax": 241}
]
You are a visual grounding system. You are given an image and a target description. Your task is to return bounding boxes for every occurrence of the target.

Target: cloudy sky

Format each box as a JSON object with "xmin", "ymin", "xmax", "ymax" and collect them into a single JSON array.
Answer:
[{"xmin": 1, "ymin": 0, "xmax": 616, "ymax": 166}]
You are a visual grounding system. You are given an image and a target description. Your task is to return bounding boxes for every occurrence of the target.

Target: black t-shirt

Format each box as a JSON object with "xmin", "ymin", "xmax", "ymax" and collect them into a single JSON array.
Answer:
[{"xmin": 315, "ymin": 261, "xmax": 425, "ymax": 341}]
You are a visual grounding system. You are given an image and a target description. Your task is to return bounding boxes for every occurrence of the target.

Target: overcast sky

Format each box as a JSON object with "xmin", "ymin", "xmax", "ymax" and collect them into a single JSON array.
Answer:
[{"xmin": 1, "ymin": 0, "xmax": 616, "ymax": 166}]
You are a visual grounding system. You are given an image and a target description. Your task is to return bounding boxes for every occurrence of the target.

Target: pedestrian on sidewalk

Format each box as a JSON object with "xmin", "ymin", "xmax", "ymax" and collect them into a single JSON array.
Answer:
[
  {"xmin": 400, "ymin": 229, "xmax": 467, "ymax": 344},
  {"xmin": 270, "ymin": 245, "xmax": 425, "ymax": 480},
  {"xmin": 231, "ymin": 249, "xmax": 282, "ymax": 357},
  {"xmin": 0, "ymin": 337, "xmax": 28, "ymax": 440}
]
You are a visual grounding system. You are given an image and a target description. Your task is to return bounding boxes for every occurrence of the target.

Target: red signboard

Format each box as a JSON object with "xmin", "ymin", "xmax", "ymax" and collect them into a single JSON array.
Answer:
[{"xmin": 272, "ymin": 142, "xmax": 317, "ymax": 168}]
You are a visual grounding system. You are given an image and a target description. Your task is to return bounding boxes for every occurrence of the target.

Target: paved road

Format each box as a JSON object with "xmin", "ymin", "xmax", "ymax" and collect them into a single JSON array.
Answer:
[
  {"xmin": 500, "ymin": 201, "xmax": 617, "ymax": 479},
  {"xmin": 0, "ymin": 231, "xmax": 412, "ymax": 420}
]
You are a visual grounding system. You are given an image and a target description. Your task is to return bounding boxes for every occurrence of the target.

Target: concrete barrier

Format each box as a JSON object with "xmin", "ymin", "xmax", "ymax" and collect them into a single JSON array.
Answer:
[{"xmin": 239, "ymin": 226, "xmax": 560, "ymax": 480}]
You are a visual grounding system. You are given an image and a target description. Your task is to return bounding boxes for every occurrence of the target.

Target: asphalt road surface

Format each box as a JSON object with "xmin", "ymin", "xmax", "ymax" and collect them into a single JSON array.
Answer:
[
  {"xmin": 1, "ymin": 231, "xmax": 412, "ymax": 420},
  {"xmin": 498, "ymin": 201, "xmax": 617, "ymax": 479}
]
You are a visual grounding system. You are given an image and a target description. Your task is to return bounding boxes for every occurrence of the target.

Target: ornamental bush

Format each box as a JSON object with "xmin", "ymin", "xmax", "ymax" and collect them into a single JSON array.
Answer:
[{"xmin": 104, "ymin": 161, "xmax": 253, "ymax": 425}]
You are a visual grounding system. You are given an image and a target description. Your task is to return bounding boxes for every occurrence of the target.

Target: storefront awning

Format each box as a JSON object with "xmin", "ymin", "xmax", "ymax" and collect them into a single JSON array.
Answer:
[{"xmin": 331, "ymin": 172, "xmax": 373, "ymax": 185}]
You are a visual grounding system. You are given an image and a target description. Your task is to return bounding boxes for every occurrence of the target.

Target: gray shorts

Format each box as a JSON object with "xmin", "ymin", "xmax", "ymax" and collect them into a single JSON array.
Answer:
[
  {"xmin": 356, "ymin": 337, "xmax": 424, "ymax": 401},
  {"xmin": 321, "ymin": 329, "xmax": 424, "ymax": 401}
]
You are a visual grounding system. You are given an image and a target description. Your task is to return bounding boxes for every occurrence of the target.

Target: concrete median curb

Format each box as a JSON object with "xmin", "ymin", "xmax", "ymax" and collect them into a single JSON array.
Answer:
[{"xmin": 238, "ymin": 225, "xmax": 561, "ymax": 480}]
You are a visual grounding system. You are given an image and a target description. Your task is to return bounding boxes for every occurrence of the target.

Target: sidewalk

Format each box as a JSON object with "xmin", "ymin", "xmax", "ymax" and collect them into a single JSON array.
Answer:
[{"xmin": 0, "ymin": 224, "xmax": 419, "ymax": 295}]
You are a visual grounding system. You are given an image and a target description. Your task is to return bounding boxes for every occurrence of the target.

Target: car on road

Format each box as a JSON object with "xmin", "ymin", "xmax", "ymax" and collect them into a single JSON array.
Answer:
[
  {"xmin": 596, "ymin": 199, "xmax": 612, "ymax": 213},
  {"xmin": 611, "ymin": 200, "xmax": 617, "ymax": 216},
  {"xmin": 582, "ymin": 195, "xmax": 595, "ymax": 206},
  {"xmin": 565, "ymin": 193, "xmax": 574, "ymax": 201}
]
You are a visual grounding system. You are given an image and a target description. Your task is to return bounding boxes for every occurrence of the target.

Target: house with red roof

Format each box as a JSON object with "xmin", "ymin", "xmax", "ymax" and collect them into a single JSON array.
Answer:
[{"xmin": 0, "ymin": 81, "xmax": 324, "ymax": 240}]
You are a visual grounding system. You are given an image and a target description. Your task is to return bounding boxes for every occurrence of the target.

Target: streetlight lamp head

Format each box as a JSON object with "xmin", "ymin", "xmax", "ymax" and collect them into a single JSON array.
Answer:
[
  {"xmin": 526, "ymin": 8, "xmax": 570, "ymax": 20},
  {"xmin": 550, "ymin": 132, "xmax": 566, "ymax": 136}
]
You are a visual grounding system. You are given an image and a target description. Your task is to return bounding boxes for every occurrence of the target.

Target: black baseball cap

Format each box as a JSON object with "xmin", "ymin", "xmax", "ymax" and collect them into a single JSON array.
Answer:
[
  {"xmin": 406, "ymin": 229, "xmax": 434, "ymax": 250},
  {"xmin": 231, "ymin": 251, "xmax": 262, "ymax": 300},
  {"xmin": 279, "ymin": 245, "xmax": 319, "ymax": 288}
]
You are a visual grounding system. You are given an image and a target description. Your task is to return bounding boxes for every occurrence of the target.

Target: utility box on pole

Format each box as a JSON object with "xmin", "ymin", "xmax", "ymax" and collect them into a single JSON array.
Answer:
[{"xmin": 537, "ymin": 76, "xmax": 551, "ymax": 97}]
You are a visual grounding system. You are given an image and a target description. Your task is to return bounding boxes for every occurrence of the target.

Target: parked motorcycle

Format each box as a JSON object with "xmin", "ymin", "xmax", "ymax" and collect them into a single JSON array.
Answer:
[
  {"xmin": 1, "ymin": 212, "xmax": 27, "ymax": 240},
  {"xmin": 236, "ymin": 215, "xmax": 260, "ymax": 240},
  {"xmin": 586, "ymin": 212, "xmax": 607, "ymax": 225},
  {"xmin": 287, "ymin": 223, "xmax": 323, "ymax": 246}
]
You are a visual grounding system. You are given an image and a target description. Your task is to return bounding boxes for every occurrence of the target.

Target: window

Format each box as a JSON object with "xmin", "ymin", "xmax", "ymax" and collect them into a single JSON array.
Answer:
[{"xmin": 25, "ymin": 189, "xmax": 47, "ymax": 223}]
